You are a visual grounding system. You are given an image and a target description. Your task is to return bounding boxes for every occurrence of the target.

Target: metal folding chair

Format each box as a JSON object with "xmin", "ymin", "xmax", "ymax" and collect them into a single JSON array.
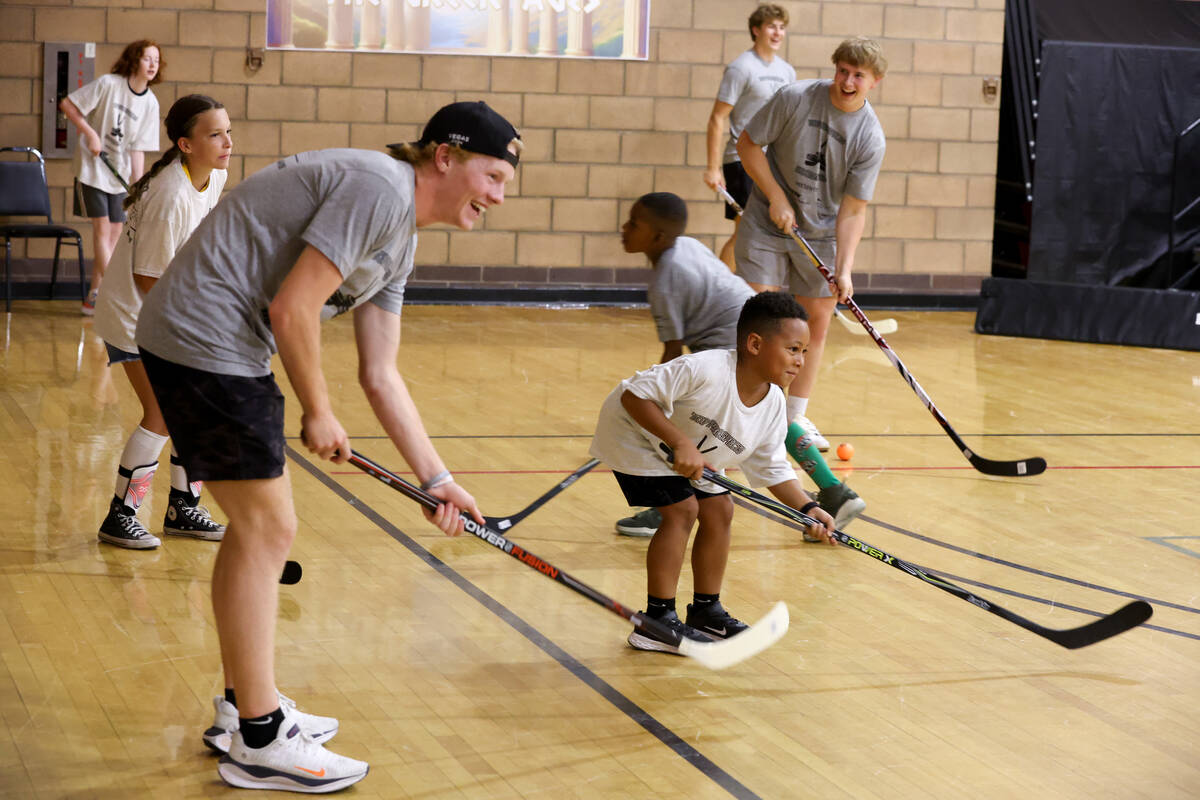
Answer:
[{"xmin": 0, "ymin": 146, "xmax": 87, "ymax": 312}]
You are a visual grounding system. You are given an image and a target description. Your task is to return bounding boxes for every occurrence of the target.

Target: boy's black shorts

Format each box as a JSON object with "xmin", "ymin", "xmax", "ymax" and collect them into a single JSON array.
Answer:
[
  {"xmin": 613, "ymin": 470, "xmax": 728, "ymax": 508},
  {"xmin": 140, "ymin": 349, "xmax": 286, "ymax": 482}
]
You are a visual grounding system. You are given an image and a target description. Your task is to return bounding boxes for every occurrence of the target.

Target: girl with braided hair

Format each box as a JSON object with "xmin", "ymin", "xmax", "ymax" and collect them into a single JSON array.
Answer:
[{"xmin": 92, "ymin": 94, "xmax": 232, "ymax": 550}]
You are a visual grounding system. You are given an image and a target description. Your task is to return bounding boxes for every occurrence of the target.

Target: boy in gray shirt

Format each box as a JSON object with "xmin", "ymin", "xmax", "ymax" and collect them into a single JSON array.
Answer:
[
  {"xmin": 704, "ymin": 4, "xmax": 795, "ymax": 269},
  {"xmin": 137, "ymin": 101, "xmax": 521, "ymax": 794},
  {"xmin": 628, "ymin": 193, "xmax": 755, "ymax": 363},
  {"xmin": 736, "ymin": 37, "xmax": 887, "ymax": 464},
  {"xmin": 614, "ymin": 193, "xmax": 864, "ymax": 538}
]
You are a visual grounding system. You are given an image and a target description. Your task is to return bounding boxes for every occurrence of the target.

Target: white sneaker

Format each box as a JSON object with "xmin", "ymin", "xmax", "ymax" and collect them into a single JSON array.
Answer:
[
  {"xmin": 795, "ymin": 415, "xmax": 830, "ymax": 452},
  {"xmin": 203, "ymin": 692, "xmax": 339, "ymax": 754},
  {"xmin": 218, "ymin": 706, "xmax": 367, "ymax": 793}
]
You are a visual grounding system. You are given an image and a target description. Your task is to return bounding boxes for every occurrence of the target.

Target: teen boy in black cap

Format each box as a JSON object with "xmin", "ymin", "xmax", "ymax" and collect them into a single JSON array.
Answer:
[{"xmin": 136, "ymin": 101, "xmax": 521, "ymax": 793}]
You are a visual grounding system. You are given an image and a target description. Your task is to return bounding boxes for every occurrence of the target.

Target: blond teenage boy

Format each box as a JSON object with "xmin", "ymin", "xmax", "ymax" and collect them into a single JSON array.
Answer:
[{"xmin": 703, "ymin": 4, "xmax": 795, "ymax": 270}]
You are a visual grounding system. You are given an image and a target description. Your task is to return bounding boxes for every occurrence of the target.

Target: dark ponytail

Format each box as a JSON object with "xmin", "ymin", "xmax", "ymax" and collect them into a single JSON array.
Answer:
[{"xmin": 124, "ymin": 94, "xmax": 224, "ymax": 211}]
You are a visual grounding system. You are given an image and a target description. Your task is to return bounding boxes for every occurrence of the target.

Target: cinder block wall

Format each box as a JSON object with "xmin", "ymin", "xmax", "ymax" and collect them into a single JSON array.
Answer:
[{"xmin": 0, "ymin": 0, "xmax": 1003, "ymax": 295}]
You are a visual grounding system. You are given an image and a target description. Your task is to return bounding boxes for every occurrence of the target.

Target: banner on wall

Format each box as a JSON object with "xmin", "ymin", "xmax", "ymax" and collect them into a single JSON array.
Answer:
[{"xmin": 266, "ymin": 0, "xmax": 650, "ymax": 59}]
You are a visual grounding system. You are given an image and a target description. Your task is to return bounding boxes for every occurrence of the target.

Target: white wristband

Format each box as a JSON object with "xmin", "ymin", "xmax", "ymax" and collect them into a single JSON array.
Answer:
[{"xmin": 420, "ymin": 470, "xmax": 453, "ymax": 491}]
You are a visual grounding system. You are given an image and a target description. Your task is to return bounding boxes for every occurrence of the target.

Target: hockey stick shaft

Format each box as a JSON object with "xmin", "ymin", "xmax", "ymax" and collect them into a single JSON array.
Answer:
[
  {"xmin": 703, "ymin": 465, "xmax": 1150, "ymax": 648},
  {"xmin": 98, "ymin": 151, "xmax": 131, "ymax": 193},
  {"xmin": 281, "ymin": 457, "xmax": 599, "ymax": 584},
  {"xmin": 484, "ymin": 457, "xmax": 600, "ymax": 531},
  {"xmin": 345, "ymin": 450, "xmax": 679, "ymax": 642},
  {"xmin": 783, "ymin": 224, "xmax": 1045, "ymax": 477}
]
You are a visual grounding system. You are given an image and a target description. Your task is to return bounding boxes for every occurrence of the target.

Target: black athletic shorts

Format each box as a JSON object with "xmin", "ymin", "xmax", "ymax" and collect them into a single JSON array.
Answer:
[
  {"xmin": 140, "ymin": 349, "xmax": 286, "ymax": 482},
  {"xmin": 74, "ymin": 179, "xmax": 127, "ymax": 222},
  {"xmin": 613, "ymin": 470, "xmax": 728, "ymax": 508},
  {"xmin": 721, "ymin": 161, "xmax": 753, "ymax": 221},
  {"xmin": 104, "ymin": 342, "xmax": 139, "ymax": 365}
]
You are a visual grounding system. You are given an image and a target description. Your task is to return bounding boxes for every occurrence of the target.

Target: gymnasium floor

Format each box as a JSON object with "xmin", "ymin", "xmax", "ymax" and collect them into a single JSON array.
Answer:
[{"xmin": 1, "ymin": 302, "xmax": 1198, "ymax": 798}]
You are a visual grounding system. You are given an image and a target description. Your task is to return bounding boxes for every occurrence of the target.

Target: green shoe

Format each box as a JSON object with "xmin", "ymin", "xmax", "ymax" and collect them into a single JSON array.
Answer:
[{"xmin": 615, "ymin": 507, "xmax": 660, "ymax": 537}]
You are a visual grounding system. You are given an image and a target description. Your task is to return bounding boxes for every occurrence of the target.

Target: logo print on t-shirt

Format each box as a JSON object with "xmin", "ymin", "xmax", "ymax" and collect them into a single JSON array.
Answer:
[
  {"xmin": 804, "ymin": 142, "xmax": 827, "ymax": 174},
  {"xmin": 325, "ymin": 289, "xmax": 360, "ymax": 318}
]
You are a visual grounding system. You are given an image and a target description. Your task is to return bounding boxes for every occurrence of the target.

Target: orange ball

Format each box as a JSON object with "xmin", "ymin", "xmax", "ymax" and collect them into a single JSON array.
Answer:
[{"xmin": 836, "ymin": 442, "xmax": 854, "ymax": 461}]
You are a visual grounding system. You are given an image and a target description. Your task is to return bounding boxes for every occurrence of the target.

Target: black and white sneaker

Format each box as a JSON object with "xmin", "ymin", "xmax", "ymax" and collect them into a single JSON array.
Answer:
[
  {"xmin": 163, "ymin": 495, "xmax": 225, "ymax": 541},
  {"xmin": 98, "ymin": 501, "xmax": 161, "ymax": 550},
  {"xmin": 627, "ymin": 609, "xmax": 713, "ymax": 655},
  {"xmin": 685, "ymin": 601, "xmax": 749, "ymax": 640}
]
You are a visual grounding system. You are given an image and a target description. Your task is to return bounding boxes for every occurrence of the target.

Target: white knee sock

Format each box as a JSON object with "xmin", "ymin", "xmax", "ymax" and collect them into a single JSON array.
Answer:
[{"xmin": 114, "ymin": 426, "xmax": 168, "ymax": 510}]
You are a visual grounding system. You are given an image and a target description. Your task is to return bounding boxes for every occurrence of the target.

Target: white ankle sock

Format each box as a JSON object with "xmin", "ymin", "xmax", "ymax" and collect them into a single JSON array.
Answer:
[{"xmin": 787, "ymin": 396, "xmax": 809, "ymax": 422}]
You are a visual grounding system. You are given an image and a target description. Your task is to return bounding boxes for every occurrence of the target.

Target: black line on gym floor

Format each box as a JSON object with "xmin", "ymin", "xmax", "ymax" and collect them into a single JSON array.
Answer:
[
  {"xmin": 286, "ymin": 447, "xmax": 762, "ymax": 800},
  {"xmin": 860, "ymin": 514, "xmax": 1200, "ymax": 616},
  {"xmin": 731, "ymin": 499, "xmax": 1198, "ymax": 641},
  {"xmin": 918, "ymin": 569, "xmax": 1200, "ymax": 643}
]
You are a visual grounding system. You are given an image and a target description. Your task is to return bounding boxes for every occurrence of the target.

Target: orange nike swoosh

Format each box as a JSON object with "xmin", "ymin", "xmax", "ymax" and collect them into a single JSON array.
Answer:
[{"xmin": 295, "ymin": 766, "xmax": 326, "ymax": 777}]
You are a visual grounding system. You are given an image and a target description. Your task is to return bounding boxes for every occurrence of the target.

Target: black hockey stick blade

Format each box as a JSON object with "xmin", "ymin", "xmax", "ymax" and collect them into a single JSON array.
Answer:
[
  {"xmin": 989, "ymin": 597, "xmax": 1152, "ymax": 650},
  {"xmin": 280, "ymin": 560, "xmax": 302, "ymax": 585},
  {"xmin": 966, "ymin": 450, "xmax": 1047, "ymax": 478}
]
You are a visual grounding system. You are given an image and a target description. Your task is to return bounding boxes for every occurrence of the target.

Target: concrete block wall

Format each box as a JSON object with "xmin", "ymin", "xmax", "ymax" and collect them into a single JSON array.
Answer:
[{"xmin": 0, "ymin": 0, "xmax": 1004, "ymax": 294}]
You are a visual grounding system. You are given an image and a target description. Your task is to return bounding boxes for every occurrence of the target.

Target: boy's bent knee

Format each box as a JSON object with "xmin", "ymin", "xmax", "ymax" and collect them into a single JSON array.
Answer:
[{"xmin": 659, "ymin": 496, "xmax": 699, "ymax": 527}]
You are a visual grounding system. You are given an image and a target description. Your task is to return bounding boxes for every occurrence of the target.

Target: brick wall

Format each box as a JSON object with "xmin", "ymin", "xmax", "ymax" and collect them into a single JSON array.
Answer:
[{"xmin": 0, "ymin": 0, "xmax": 1004, "ymax": 294}]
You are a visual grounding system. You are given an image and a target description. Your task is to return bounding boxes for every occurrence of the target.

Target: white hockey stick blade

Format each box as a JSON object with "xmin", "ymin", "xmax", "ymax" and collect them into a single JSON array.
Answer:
[
  {"xmin": 836, "ymin": 308, "xmax": 897, "ymax": 336},
  {"xmin": 677, "ymin": 601, "xmax": 789, "ymax": 670}
]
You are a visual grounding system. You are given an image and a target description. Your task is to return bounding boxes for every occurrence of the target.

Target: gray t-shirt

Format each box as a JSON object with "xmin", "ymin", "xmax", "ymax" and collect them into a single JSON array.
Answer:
[
  {"xmin": 137, "ymin": 149, "xmax": 417, "ymax": 377},
  {"xmin": 716, "ymin": 50, "xmax": 796, "ymax": 164},
  {"xmin": 649, "ymin": 236, "xmax": 755, "ymax": 352},
  {"xmin": 742, "ymin": 79, "xmax": 885, "ymax": 242}
]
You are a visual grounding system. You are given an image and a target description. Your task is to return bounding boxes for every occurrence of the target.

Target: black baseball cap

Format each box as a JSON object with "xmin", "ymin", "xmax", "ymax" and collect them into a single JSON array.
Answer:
[{"xmin": 406, "ymin": 101, "xmax": 521, "ymax": 167}]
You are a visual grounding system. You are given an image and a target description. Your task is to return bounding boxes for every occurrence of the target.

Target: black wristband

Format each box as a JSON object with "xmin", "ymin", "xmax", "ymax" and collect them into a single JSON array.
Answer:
[{"xmin": 799, "ymin": 501, "xmax": 819, "ymax": 515}]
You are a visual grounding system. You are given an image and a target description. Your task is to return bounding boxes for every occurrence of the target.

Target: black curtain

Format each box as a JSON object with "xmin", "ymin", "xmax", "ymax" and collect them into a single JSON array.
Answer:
[
  {"xmin": 1027, "ymin": 41, "xmax": 1200, "ymax": 286},
  {"xmin": 1035, "ymin": 0, "xmax": 1200, "ymax": 47}
]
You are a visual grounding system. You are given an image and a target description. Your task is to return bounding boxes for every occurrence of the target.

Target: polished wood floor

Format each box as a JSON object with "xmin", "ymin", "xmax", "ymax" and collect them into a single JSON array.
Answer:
[{"xmin": 1, "ymin": 302, "xmax": 1198, "ymax": 799}]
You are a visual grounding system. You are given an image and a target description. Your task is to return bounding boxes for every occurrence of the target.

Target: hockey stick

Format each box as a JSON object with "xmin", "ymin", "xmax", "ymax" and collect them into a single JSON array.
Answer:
[
  {"xmin": 348, "ymin": 448, "xmax": 789, "ymax": 670},
  {"xmin": 715, "ymin": 186, "xmax": 899, "ymax": 337},
  {"xmin": 835, "ymin": 307, "xmax": 896, "ymax": 336},
  {"xmin": 279, "ymin": 457, "xmax": 600, "ymax": 585},
  {"xmin": 783, "ymin": 223, "xmax": 1046, "ymax": 477},
  {"xmin": 98, "ymin": 151, "xmax": 131, "ymax": 193},
  {"xmin": 482, "ymin": 457, "xmax": 601, "ymax": 531},
  {"xmin": 699, "ymin": 462, "xmax": 1151, "ymax": 649}
]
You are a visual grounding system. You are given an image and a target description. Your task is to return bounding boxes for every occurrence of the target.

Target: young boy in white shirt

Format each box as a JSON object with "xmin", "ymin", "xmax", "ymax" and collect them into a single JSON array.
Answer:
[
  {"xmin": 614, "ymin": 193, "xmax": 865, "ymax": 539},
  {"xmin": 591, "ymin": 292, "xmax": 836, "ymax": 653}
]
